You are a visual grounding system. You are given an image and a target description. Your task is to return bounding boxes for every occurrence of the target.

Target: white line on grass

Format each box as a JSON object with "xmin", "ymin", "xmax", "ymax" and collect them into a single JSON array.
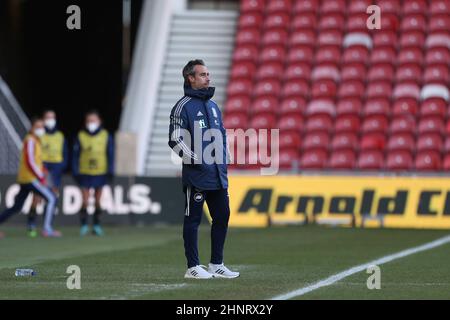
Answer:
[{"xmin": 271, "ymin": 234, "xmax": 450, "ymax": 300}]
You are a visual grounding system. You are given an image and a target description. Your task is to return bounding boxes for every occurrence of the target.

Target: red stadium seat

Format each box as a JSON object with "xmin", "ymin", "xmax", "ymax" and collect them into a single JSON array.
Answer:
[
  {"xmin": 303, "ymin": 132, "xmax": 330, "ymax": 151},
  {"xmin": 230, "ymin": 62, "xmax": 256, "ymax": 79},
  {"xmin": 428, "ymin": 15, "xmax": 450, "ymax": 33},
  {"xmin": 415, "ymin": 151, "xmax": 442, "ymax": 171},
  {"xmin": 430, "ymin": 0, "xmax": 450, "ymax": 15},
  {"xmin": 289, "ymin": 30, "xmax": 316, "ymax": 47},
  {"xmin": 279, "ymin": 149, "xmax": 300, "ymax": 170},
  {"xmin": 306, "ymin": 99, "xmax": 335, "ymax": 117},
  {"xmin": 444, "ymin": 137, "xmax": 450, "ymax": 154},
  {"xmin": 282, "ymin": 80, "xmax": 309, "ymax": 98},
  {"xmin": 363, "ymin": 99, "xmax": 390, "ymax": 117},
  {"xmin": 373, "ymin": 31, "xmax": 397, "ymax": 48},
  {"xmin": 426, "ymin": 34, "xmax": 450, "ymax": 49},
  {"xmin": 392, "ymin": 100, "xmax": 419, "ymax": 117},
  {"xmin": 341, "ymin": 63, "xmax": 366, "ymax": 82},
  {"xmin": 317, "ymin": 30, "xmax": 343, "ymax": 48},
  {"xmin": 443, "ymin": 154, "xmax": 450, "ymax": 170},
  {"xmin": 225, "ymin": 96, "xmax": 251, "ymax": 114},
  {"xmin": 320, "ymin": 0, "xmax": 345, "ymax": 14},
  {"xmin": 255, "ymin": 63, "xmax": 284, "ymax": 81},
  {"xmin": 397, "ymin": 48, "xmax": 424, "ymax": 66},
  {"xmin": 418, "ymin": 116, "xmax": 445, "ymax": 135},
  {"xmin": 249, "ymin": 114, "xmax": 277, "ymax": 129},
  {"xmin": 366, "ymin": 81, "xmax": 392, "ymax": 100},
  {"xmin": 264, "ymin": 13, "xmax": 290, "ymax": 29},
  {"xmin": 279, "ymin": 97, "xmax": 307, "ymax": 116},
  {"xmin": 261, "ymin": 29, "xmax": 288, "ymax": 46},
  {"xmin": 416, "ymin": 134, "xmax": 443, "ymax": 152},
  {"xmin": 420, "ymin": 98, "xmax": 447, "ymax": 118},
  {"xmin": 402, "ymin": 0, "xmax": 428, "ymax": 15},
  {"xmin": 305, "ymin": 115, "xmax": 333, "ymax": 133},
  {"xmin": 277, "ymin": 114, "xmax": 304, "ymax": 132},
  {"xmin": 238, "ymin": 13, "xmax": 264, "ymax": 29},
  {"xmin": 390, "ymin": 115, "xmax": 416, "ymax": 134},
  {"xmin": 361, "ymin": 115, "xmax": 389, "ymax": 134},
  {"xmin": 251, "ymin": 96, "xmax": 278, "ymax": 115},
  {"xmin": 336, "ymin": 99, "xmax": 362, "ymax": 116},
  {"xmin": 338, "ymin": 80, "xmax": 365, "ymax": 100},
  {"xmin": 393, "ymin": 83, "xmax": 421, "ymax": 101},
  {"xmin": 349, "ymin": 0, "xmax": 372, "ymax": 14},
  {"xmin": 287, "ymin": 46, "xmax": 314, "ymax": 64},
  {"xmin": 223, "ymin": 113, "xmax": 248, "ymax": 129},
  {"xmin": 315, "ymin": 47, "xmax": 341, "ymax": 65},
  {"xmin": 236, "ymin": 28, "xmax": 261, "ymax": 46},
  {"xmin": 311, "ymin": 65, "xmax": 340, "ymax": 82},
  {"xmin": 329, "ymin": 150, "xmax": 356, "ymax": 169},
  {"xmin": 260, "ymin": 45, "xmax": 286, "ymax": 63},
  {"xmin": 423, "ymin": 65, "xmax": 450, "ymax": 85},
  {"xmin": 291, "ymin": 14, "xmax": 317, "ymax": 30},
  {"xmin": 395, "ymin": 65, "xmax": 422, "ymax": 84},
  {"xmin": 227, "ymin": 79, "xmax": 252, "ymax": 97},
  {"xmin": 370, "ymin": 47, "xmax": 396, "ymax": 65},
  {"xmin": 358, "ymin": 150, "xmax": 384, "ymax": 170},
  {"xmin": 300, "ymin": 149, "xmax": 328, "ymax": 169},
  {"xmin": 331, "ymin": 133, "xmax": 358, "ymax": 151},
  {"xmin": 425, "ymin": 48, "xmax": 450, "ymax": 66},
  {"xmin": 285, "ymin": 63, "xmax": 311, "ymax": 82},
  {"xmin": 241, "ymin": 0, "xmax": 265, "ymax": 13},
  {"xmin": 292, "ymin": 0, "xmax": 319, "ymax": 14},
  {"xmin": 342, "ymin": 46, "xmax": 370, "ymax": 65},
  {"xmin": 311, "ymin": 80, "xmax": 337, "ymax": 99},
  {"xmin": 318, "ymin": 13, "xmax": 345, "ymax": 31},
  {"xmin": 335, "ymin": 114, "xmax": 361, "ymax": 133},
  {"xmin": 379, "ymin": 13, "xmax": 400, "ymax": 30},
  {"xmin": 367, "ymin": 64, "xmax": 395, "ymax": 82},
  {"xmin": 360, "ymin": 132, "xmax": 386, "ymax": 151},
  {"xmin": 386, "ymin": 151, "xmax": 414, "ymax": 171},
  {"xmin": 278, "ymin": 131, "xmax": 302, "ymax": 150},
  {"xmin": 267, "ymin": 0, "xmax": 292, "ymax": 14},
  {"xmin": 346, "ymin": 13, "xmax": 369, "ymax": 33},
  {"xmin": 233, "ymin": 45, "xmax": 259, "ymax": 62},
  {"xmin": 399, "ymin": 31, "xmax": 426, "ymax": 48},
  {"xmin": 401, "ymin": 14, "xmax": 427, "ymax": 33},
  {"xmin": 377, "ymin": 0, "xmax": 401, "ymax": 14},
  {"xmin": 254, "ymin": 80, "xmax": 281, "ymax": 97},
  {"xmin": 387, "ymin": 133, "xmax": 415, "ymax": 153}
]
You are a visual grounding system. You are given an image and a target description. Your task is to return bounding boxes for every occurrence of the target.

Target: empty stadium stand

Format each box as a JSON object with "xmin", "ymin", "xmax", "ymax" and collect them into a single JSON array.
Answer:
[{"xmin": 225, "ymin": 0, "xmax": 450, "ymax": 171}]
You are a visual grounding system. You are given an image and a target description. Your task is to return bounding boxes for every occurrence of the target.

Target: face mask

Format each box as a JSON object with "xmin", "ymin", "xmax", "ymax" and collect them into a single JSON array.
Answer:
[
  {"xmin": 87, "ymin": 122, "xmax": 100, "ymax": 133},
  {"xmin": 34, "ymin": 128, "xmax": 45, "ymax": 137},
  {"xmin": 44, "ymin": 118, "xmax": 56, "ymax": 130}
]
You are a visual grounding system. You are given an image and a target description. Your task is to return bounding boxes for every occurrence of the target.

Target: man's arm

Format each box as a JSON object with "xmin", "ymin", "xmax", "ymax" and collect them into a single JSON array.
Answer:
[
  {"xmin": 72, "ymin": 135, "xmax": 80, "ymax": 176},
  {"xmin": 107, "ymin": 133, "xmax": 115, "ymax": 176},
  {"xmin": 25, "ymin": 138, "xmax": 46, "ymax": 184},
  {"xmin": 168, "ymin": 103, "xmax": 198, "ymax": 162}
]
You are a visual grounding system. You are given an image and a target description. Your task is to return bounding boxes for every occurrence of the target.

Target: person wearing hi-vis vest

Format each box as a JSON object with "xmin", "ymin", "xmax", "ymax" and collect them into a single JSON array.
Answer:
[
  {"xmin": 0, "ymin": 118, "xmax": 62, "ymax": 238},
  {"xmin": 27, "ymin": 110, "xmax": 68, "ymax": 237},
  {"xmin": 72, "ymin": 110, "xmax": 114, "ymax": 237}
]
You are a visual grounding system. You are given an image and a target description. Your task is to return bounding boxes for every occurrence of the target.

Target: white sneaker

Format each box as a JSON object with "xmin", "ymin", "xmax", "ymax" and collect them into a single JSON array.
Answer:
[
  {"xmin": 208, "ymin": 263, "xmax": 240, "ymax": 279},
  {"xmin": 184, "ymin": 265, "xmax": 214, "ymax": 279}
]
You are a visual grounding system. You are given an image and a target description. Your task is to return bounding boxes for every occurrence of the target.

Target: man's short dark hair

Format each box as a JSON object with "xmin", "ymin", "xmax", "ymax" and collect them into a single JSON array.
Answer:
[
  {"xmin": 85, "ymin": 109, "xmax": 101, "ymax": 119},
  {"xmin": 182, "ymin": 59, "xmax": 205, "ymax": 86},
  {"xmin": 30, "ymin": 117, "xmax": 42, "ymax": 126}
]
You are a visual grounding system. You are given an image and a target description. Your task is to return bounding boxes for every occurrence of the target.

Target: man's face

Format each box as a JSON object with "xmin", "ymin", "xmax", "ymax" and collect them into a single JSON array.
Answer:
[{"xmin": 189, "ymin": 65, "xmax": 210, "ymax": 89}]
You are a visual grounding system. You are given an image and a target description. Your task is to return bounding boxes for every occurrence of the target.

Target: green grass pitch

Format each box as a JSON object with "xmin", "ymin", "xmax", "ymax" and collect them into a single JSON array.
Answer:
[{"xmin": 0, "ymin": 225, "xmax": 449, "ymax": 299}]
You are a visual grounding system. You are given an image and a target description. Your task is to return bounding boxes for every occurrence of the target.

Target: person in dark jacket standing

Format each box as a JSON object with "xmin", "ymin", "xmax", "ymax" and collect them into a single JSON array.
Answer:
[{"xmin": 168, "ymin": 59, "xmax": 239, "ymax": 279}]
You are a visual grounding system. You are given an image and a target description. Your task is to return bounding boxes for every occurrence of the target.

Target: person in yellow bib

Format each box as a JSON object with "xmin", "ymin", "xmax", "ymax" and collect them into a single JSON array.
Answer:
[
  {"xmin": 28, "ymin": 110, "xmax": 68, "ymax": 237},
  {"xmin": 72, "ymin": 110, "xmax": 114, "ymax": 236},
  {"xmin": 0, "ymin": 118, "xmax": 61, "ymax": 238}
]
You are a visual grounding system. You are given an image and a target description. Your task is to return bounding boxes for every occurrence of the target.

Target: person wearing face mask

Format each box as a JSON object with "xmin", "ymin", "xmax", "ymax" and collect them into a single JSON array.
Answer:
[
  {"xmin": 0, "ymin": 118, "xmax": 61, "ymax": 238},
  {"xmin": 27, "ymin": 110, "xmax": 68, "ymax": 237},
  {"xmin": 72, "ymin": 110, "xmax": 114, "ymax": 236}
]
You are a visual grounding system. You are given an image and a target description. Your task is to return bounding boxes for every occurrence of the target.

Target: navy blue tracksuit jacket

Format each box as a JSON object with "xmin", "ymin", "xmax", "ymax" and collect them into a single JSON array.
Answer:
[{"xmin": 168, "ymin": 85, "xmax": 228, "ymax": 190}]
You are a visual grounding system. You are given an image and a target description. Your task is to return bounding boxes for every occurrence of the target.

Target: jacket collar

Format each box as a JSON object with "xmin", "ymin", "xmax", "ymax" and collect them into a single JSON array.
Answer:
[
  {"xmin": 45, "ymin": 127, "xmax": 58, "ymax": 134},
  {"xmin": 184, "ymin": 85, "xmax": 215, "ymax": 101}
]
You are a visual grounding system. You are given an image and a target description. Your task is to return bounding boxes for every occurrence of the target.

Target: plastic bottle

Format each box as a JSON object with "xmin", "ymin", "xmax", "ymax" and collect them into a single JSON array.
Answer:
[{"xmin": 15, "ymin": 269, "xmax": 36, "ymax": 276}]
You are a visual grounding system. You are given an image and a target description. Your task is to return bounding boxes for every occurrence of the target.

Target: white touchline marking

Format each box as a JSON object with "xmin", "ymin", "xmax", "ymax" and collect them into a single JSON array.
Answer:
[{"xmin": 271, "ymin": 234, "xmax": 450, "ymax": 300}]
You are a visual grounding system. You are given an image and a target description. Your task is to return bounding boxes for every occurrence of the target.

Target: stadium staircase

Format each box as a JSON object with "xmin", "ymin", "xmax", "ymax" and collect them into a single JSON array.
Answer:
[{"xmin": 145, "ymin": 10, "xmax": 238, "ymax": 176}]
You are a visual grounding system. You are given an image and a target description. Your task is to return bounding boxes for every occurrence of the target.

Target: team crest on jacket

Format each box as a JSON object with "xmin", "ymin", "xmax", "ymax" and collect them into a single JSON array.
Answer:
[
  {"xmin": 194, "ymin": 192, "xmax": 204, "ymax": 202},
  {"xmin": 198, "ymin": 119, "xmax": 207, "ymax": 129}
]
